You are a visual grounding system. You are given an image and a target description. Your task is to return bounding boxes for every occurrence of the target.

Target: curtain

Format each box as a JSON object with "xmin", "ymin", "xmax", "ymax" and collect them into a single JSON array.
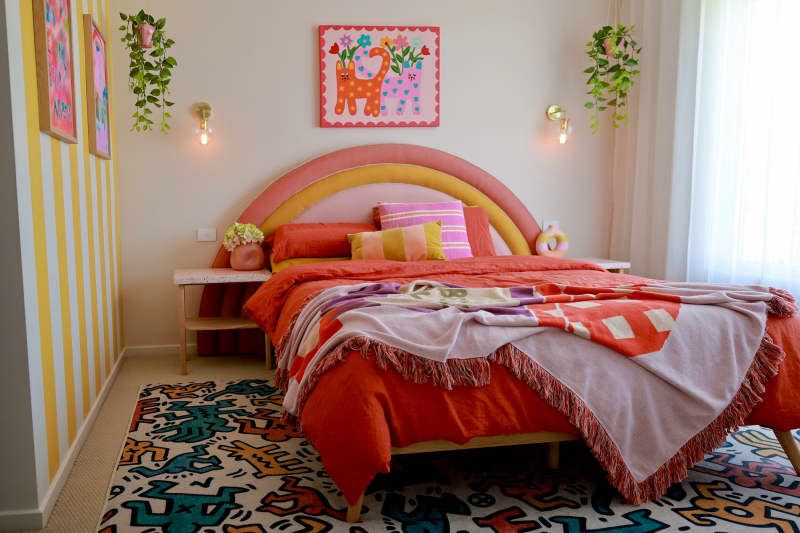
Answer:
[{"xmin": 687, "ymin": 0, "xmax": 800, "ymax": 294}]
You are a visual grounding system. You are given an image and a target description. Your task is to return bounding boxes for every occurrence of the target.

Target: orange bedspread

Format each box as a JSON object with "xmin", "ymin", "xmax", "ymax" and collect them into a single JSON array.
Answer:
[{"xmin": 244, "ymin": 256, "xmax": 800, "ymax": 504}]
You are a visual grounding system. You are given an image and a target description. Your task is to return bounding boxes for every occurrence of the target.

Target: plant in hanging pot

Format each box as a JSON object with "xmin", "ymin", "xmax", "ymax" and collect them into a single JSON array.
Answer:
[
  {"xmin": 118, "ymin": 10, "xmax": 177, "ymax": 132},
  {"xmin": 584, "ymin": 24, "xmax": 642, "ymax": 133},
  {"xmin": 223, "ymin": 223, "xmax": 266, "ymax": 271}
]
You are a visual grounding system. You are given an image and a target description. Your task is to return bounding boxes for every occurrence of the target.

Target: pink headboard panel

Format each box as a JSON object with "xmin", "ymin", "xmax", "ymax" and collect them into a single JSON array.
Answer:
[
  {"xmin": 199, "ymin": 144, "xmax": 537, "ymax": 355},
  {"xmin": 291, "ymin": 182, "xmax": 512, "ymax": 255}
]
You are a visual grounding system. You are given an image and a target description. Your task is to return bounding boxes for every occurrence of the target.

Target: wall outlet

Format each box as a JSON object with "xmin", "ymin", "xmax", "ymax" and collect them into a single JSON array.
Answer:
[
  {"xmin": 196, "ymin": 228, "xmax": 217, "ymax": 242},
  {"xmin": 542, "ymin": 219, "xmax": 560, "ymax": 230}
]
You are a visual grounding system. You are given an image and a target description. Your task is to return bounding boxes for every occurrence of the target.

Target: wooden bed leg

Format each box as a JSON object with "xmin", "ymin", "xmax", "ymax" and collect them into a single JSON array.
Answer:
[
  {"xmin": 264, "ymin": 333, "xmax": 273, "ymax": 370},
  {"xmin": 774, "ymin": 430, "xmax": 800, "ymax": 475},
  {"xmin": 547, "ymin": 441, "xmax": 559, "ymax": 469},
  {"xmin": 346, "ymin": 492, "xmax": 364, "ymax": 523}
]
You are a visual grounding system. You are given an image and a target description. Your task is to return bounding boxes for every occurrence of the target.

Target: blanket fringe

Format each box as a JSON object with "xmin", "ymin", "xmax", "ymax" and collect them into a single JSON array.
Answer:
[
  {"xmin": 769, "ymin": 287, "xmax": 797, "ymax": 318},
  {"xmin": 275, "ymin": 287, "xmax": 795, "ymax": 391},
  {"xmin": 286, "ymin": 333, "xmax": 785, "ymax": 504},
  {"xmin": 273, "ymin": 291, "xmax": 324, "ymax": 392}
]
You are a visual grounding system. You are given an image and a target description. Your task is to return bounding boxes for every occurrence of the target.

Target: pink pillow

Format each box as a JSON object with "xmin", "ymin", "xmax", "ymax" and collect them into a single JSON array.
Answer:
[{"xmin": 377, "ymin": 201, "xmax": 472, "ymax": 259}]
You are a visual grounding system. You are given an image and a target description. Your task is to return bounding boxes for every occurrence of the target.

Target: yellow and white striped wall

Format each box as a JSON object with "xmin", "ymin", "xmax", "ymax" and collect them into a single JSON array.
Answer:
[{"xmin": 4, "ymin": 0, "xmax": 122, "ymax": 523}]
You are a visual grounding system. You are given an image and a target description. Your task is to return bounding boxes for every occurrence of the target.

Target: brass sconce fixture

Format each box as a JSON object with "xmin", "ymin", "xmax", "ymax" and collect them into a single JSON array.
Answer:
[
  {"xmin": 193, "ymin": 102, "xmax": 213, "ymax": 145},
  {"xmin": 545, "ymin": 104, "xmax": 571, "ymax": 144}
]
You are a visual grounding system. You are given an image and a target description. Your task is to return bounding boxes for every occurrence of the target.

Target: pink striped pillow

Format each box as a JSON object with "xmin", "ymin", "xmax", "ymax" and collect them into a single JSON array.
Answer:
[{"xmin": 377, "ymin": 201, "xmax": 473, "ymax": 259}]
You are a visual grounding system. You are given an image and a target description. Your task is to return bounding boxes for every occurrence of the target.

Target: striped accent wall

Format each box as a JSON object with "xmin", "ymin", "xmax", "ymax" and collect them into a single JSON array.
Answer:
[{"xmin": 5, "ymin": 0, "xmax": 122, "ymax": 501}]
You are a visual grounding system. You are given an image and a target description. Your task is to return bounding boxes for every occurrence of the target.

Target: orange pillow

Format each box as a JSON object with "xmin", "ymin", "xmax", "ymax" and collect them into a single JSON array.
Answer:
[
  {"xmin": 267, "ymin": 223, "xmax": 376, "ymax": 263},
  {"xmin": 463, "ymin": 206, "xmax": 496, "ymax": 256}
]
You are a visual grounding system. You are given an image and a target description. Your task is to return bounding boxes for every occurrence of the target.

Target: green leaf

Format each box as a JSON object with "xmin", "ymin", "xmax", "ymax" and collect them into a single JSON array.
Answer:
[
  {"xmin": 598, "ymin": 106, "xmax": 607, "ymax": 111},
  {"xmin": 146, "ymin": 95, "xmax": 158, "ymax": 103},
  {"xmin": 166, "ymin": 56, "xmax": 177, "ymax": 67},
  {"xmin": 156, "ymin": 18, "xmax": 166, "ymax": 29},
  {"xmin": 584, "ymin": 102, "xmax": 594, "ymax": 109},
  {"xmin": 402, "ymin": 46, "xmax": 410, "ymax": 56},
  {"xmin": 119, "ymin": 12, "xmax": 127, "ymax": 20},
  {"xmin": 583, "ymin": 67, "xmax": 594, "ymax": 73},
  {"xmin": 391, "ymin": 65, "xmax": 401, "ymax": 74},
  {"xmin": 165, "ymin": 100, "xmax": 174, "ymax": 106},
  {"xmin": 625, "ymin": 59, "xmax": 638, "ymax": 66}
]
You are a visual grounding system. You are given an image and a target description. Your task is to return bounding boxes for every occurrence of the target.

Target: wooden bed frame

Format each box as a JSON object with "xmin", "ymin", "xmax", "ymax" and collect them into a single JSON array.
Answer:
[
  {"xmin": 197, "ymin": 143, "xmax": 800, "ymax": 523},
  {"xmin": 343, "ymin": 429, "xmax": 800, "ymax": 522},
  {"xmin": 345, "ymin": 431, "xmax": 580, "ymax": 522}
]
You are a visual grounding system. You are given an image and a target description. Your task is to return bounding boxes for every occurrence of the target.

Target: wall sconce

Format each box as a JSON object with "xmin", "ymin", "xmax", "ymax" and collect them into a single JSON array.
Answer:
[
  {"xmin": 545, "ymin": 104, "xmax": 571, "ymax": 144},
  {"xmin": 193, "ymin": 102, "xmax": 213, "ymax": 145}
]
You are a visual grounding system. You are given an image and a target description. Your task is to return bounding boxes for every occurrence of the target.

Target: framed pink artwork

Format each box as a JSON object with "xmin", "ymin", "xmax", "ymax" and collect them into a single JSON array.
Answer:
[
  {"xmin": 319, "ymin": 25, "xmax": 440, "ymax": 128},
  {"xmin": 82, "ymin": 15, "xmax": 110, "ymax": 159},
  {"xmin": 32, "ymin": 0, "xmax": 78, "ymax": 143}
]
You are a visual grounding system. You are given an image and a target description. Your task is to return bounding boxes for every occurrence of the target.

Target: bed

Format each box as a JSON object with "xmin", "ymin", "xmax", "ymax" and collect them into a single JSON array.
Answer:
[{"xmin": 199, "ymin": 144, "xmax": 800, "ymax": 523}]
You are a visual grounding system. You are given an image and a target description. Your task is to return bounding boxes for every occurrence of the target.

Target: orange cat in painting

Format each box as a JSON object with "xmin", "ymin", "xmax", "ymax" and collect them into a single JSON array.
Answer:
[{"xmin": 335, "ymin": 48, "xmax": 391, "ymax": 117}]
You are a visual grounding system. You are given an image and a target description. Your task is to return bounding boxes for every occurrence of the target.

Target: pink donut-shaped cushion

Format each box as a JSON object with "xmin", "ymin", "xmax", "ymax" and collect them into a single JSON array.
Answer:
[{"xmin": 535, "ymin": 225, "xmax": 568, "ymax": 257}]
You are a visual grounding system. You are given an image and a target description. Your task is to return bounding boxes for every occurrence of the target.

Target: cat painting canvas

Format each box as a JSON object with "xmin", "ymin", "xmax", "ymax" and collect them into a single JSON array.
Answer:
[{"xmin": 319, "ymin": 25, "xmax": 439, "ymax": 127}]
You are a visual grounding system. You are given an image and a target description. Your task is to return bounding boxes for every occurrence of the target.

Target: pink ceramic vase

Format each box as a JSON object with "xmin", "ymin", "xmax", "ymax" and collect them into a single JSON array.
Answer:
[
  {"xmin": 136, "ymin": 24, "xmax": 155, "ymax": 48},
  {"xmin": 230, "ymin": 243, "xmax": 266, "ymax": 271}
]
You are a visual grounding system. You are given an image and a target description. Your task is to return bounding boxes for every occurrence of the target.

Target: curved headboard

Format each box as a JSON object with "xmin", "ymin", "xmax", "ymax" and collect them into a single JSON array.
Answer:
[{"xmin": 199, "ymin": 144, "xmax": 541, "ymax": 354}]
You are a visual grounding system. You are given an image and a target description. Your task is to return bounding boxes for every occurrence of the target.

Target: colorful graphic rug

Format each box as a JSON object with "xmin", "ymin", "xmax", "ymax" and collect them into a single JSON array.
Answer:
[{"xmin": 99, "ymin": 379, "xmax": 800, "ymax": 533}]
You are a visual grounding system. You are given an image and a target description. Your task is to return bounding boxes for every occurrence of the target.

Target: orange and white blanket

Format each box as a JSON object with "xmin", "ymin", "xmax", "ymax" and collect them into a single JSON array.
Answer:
[{"xmin": 277, "ymin": 278, "xmax": 793, "ymax": 503}]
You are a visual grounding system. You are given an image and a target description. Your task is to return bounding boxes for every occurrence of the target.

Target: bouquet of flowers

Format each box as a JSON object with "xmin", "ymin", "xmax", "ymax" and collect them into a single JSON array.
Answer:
[{"xmin": 222, "ymin": 222, "xmax": 264, "ymax": 252}]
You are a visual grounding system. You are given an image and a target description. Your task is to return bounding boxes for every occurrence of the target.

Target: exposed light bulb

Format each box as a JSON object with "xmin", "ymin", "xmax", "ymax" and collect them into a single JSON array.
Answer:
[
  {"xmin": 559, "ymin": 118, "xmax": 570, "ymax": 144},
  {"xmin": 200, "ymin": 132, "xmax": 208, "ymax": 145}
]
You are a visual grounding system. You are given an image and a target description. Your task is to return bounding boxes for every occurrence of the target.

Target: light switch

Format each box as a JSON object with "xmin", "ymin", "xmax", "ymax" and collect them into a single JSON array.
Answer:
[{"xmin": 196, "ymin": 228, "xmax": 217, "ymax": 242}]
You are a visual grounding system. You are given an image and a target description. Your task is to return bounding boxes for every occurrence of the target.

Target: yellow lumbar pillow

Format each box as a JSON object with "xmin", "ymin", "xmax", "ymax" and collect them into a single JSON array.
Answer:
[
  {"xmin": 348, "ymin": 221, "xmax": 446, "ymax": 261},
  {"xmin": 270, "ymin": 255, "xmax": 349, "ymax": 273}
]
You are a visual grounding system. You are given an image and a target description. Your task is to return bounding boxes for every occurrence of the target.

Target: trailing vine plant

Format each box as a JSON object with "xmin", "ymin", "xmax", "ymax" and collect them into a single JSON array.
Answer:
[
  {"xmin": 118, "ymin": 10, "xmax": 176, "ymax": 132},
  {"xmin": 584, "ymin": 24, "xmax": 641, "ymax": 133}
]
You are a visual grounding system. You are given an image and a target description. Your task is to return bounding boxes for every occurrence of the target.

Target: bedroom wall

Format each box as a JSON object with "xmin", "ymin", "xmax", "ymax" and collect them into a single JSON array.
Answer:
[
  {"xmin": 1, "ymin": 0, "xmax": 122, "ymax": 526},
  {"xmin": 110, "ymin": 0, "xmax": 617, "ymax": 348}
]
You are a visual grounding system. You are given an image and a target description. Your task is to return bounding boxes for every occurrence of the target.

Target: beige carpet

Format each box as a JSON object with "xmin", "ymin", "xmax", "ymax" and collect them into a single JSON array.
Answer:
[{"xmin": 21, "ymin": 353, "xmax": 269, "ymax": 533}]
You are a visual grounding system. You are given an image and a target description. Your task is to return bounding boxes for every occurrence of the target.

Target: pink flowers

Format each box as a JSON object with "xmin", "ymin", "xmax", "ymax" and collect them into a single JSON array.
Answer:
[
  {"xmin": 339, "ymin": 34, "xmax": 352, "ymax": 47},
  {"xmin": 393, "ymin": 34, "xmax": 408, "ymax": 49}
]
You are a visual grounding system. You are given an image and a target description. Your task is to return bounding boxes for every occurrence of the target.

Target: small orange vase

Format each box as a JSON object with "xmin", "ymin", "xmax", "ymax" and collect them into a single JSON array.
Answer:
[{"xmin": 230, "ymin": 243, "xmax": 266, "ymax": 271}]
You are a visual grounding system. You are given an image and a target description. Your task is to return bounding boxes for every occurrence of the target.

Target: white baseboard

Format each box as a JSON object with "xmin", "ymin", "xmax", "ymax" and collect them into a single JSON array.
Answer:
[
  {"xmin": 0, "ymin": 507, "xmax": 42, "ymax": 531},
  {"xmin": 0, "ymin": 351, "xmax": 125, "ymax": 531},
  {"xmin": 122, "ymin": 343, "xmax": 197, "ymax": 357}
]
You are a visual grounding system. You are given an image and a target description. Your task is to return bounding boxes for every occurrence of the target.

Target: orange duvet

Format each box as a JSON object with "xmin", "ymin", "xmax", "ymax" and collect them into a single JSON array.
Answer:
[{"xmin": 244, "ymin": 256, "xmax": 800, "ymax": 505}]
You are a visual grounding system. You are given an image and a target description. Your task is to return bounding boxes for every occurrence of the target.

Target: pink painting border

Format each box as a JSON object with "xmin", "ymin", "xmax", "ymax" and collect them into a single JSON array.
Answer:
[{"xmin": 318, "ymin": 25, "xmax": 440, "ymax": 128}]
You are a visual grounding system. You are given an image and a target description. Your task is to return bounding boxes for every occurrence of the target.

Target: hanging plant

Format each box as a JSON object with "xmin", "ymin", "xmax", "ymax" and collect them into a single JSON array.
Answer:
[
  {"xmin": 584, "ymin": 24, "xmax": 641, "ymax": 133},
  {"xmin": 118, "ymin": 10, "xmax": 176, "ymax": 132}
]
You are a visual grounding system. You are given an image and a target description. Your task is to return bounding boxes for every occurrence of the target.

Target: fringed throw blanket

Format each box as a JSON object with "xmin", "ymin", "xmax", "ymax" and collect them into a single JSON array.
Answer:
[{"xmin": 276, "ymin": 279, "xmax": 795, "ymax": 504}]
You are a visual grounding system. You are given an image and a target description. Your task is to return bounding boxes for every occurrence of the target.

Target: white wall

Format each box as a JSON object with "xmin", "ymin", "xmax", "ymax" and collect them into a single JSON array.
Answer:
[
  {"xmin": 111, "ymin": 0, "xmax": 617, "ymax": 347},
  {"xmin": 0, "ymin": 1, "xmax": 39, "ymax": 516}
]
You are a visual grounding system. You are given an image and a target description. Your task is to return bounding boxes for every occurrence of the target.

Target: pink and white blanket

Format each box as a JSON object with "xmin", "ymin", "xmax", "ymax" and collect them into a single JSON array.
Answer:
[{"xmin": 277, "ymin": 279, "xmax": 793, "ymax": 503}]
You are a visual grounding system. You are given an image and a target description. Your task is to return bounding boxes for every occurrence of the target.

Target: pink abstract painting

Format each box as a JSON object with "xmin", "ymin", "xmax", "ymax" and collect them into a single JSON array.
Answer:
[
  {"xmin": 319, "ymin": 25, "xmax": 440, "ymax": 127},
  {"xmin": 91, "ymin": 25, "xmax": 109, "ymax": 155},
  {"xmin": 44, "ymin": 0, "xmax": 76, "ymax": 138}
]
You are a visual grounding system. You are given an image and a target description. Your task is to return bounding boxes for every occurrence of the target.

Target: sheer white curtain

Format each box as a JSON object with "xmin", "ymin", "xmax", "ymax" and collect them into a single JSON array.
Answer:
[{"xmin": 687, "ymin": 0, "xmax": 800, "ymax": 294}]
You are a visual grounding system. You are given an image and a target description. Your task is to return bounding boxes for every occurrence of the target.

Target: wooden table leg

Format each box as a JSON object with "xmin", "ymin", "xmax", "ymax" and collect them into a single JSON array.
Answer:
[
  {"xmin": 547, "ymin": 441, "xmax": 560, "ymax": 469},
  {"xmin": 265, "ymin": 332, "xmax": 273, "ymax": 370},
  {"xmin": 346, "ymin": 492, "xmax": 364, "ymax": 523},
  {"xmin": 775, "ymin": 429, "xmax": 800, "ymax": 475},
  {"xmin": 178, "ymin": 284, "xmax": 187, "ymax": 375}
]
